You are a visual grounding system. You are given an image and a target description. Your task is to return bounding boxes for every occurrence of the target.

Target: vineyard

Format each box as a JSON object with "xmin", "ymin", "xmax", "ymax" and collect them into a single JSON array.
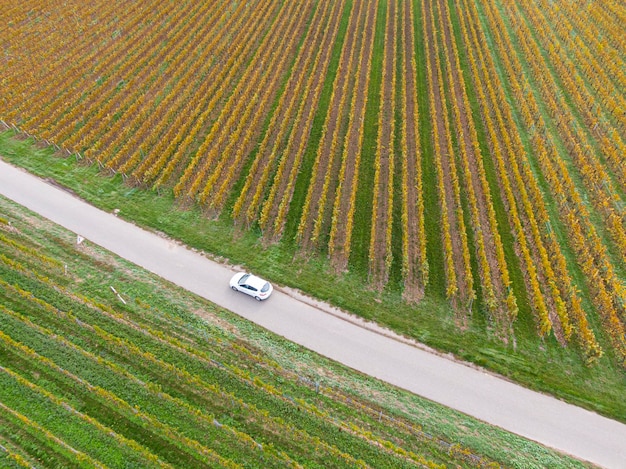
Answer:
[
  {"xmin": 0, "ymin": 196, "xmax": 592, "ymax": 468},
  {"xmin": 0, "ymin": 0, "xmax": 625, "ymax": 368}
]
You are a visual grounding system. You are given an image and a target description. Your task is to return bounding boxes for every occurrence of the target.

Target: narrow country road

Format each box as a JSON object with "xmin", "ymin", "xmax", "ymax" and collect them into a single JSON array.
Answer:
[{"xmin": 1, "ymin": 159, "xmax": 625, "ymax": 468}]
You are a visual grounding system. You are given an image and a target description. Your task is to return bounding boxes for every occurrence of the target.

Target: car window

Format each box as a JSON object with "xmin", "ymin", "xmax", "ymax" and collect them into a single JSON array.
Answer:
[
  {"xmin": 261, "ymin": 283, "xmax": 270, "ymax": 292},
  {"xmin": 248, "ymin": 285, "xmax": 258, "ymax": 292}
]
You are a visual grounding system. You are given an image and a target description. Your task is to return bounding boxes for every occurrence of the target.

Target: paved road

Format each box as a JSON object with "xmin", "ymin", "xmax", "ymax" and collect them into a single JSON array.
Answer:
[{"xmin": 1, "ymin": 159, "xmax": 625, "ymax": 468}]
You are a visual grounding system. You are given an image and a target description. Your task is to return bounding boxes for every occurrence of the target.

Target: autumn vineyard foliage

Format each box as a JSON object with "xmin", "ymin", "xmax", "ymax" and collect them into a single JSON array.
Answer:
[{"xmin": 0, "ymin": 0, "xmax": 624, "ymax": 366}]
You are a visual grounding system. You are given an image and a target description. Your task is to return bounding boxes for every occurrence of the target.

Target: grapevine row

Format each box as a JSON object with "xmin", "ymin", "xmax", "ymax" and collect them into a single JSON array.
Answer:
[
  {"xmin": 173, "ymin": 1, "xmax": 307, "ymax": 201},
  {"xmin": 254, "ymin": 0, "xmax": 347, "ymax": 239},
  {"xmin": 368, "ymin": 0, "xmax": 397, "ymax": 287},
  {"xmin": 327, "ymin": 0, "xmax": 379, "ymax": 271},
  {"xmin": 149, "ymin": 0, "xmax": 279, "ymax": 188},
  {"xmin": 201, "ymin": 0, "xmax": 328, "ymax": 215},
  {"xmin": 398, "ymin": 0, "xmax": 428, "ymax": 300},
  {"xmin": 460, "ymin": 0, "xmax": 600, "ymax": 348},
  {"xmin": 436, "ymin": 0, "xmax": 518, "ymax": 333},
  {"xmin": 295, "ymin": 0, "xmax": 364, "ymax": 249},
  {"xmin": 422, "ymin": 0, "xmax": 473, "ymax": 311},
  {"xmin": 508, "ymin": 0, "xmax": 626, "ymax": 259},
  {"xmin": 473, "ymin": 0, "xmax": 622, "ymax": 361},
  {"xmin": 101, "ymin": 1, "xmax": 236, "ymax": 172},
  {"xmin": 501, "ymin": 0, "xmax": 626, "ymax": 362}
]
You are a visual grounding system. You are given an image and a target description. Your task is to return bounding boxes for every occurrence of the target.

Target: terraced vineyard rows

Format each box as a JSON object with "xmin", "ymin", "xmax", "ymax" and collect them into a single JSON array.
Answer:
[
  {"xmin": 0, "ymin": 0, "xmax": 624, "ymax": 366},
  {"xmin": 1, "ymin": 197, "xmax": 588, "ymax": 468}
]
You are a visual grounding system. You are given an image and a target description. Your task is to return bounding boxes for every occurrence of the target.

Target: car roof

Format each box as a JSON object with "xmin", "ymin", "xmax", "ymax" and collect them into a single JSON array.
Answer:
[{"xmin": 246, "ymin": 274, "xmax": 268, "ymax": 289}]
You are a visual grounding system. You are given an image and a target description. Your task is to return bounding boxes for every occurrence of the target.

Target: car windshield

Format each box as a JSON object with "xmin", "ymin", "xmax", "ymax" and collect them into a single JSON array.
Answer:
[
  {"xmin": 261, "ymin": 282, "xmax": 270, "ymax": 292},
  {"xmin": 238, "ymin": 274, "xmax": 250, "ymax": 285}
]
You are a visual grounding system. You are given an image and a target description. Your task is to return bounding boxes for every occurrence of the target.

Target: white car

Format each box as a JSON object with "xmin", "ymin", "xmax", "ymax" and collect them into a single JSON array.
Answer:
[{"xmin": 229, "ymin": 272, "xmax": 273, "ymax": 301}]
